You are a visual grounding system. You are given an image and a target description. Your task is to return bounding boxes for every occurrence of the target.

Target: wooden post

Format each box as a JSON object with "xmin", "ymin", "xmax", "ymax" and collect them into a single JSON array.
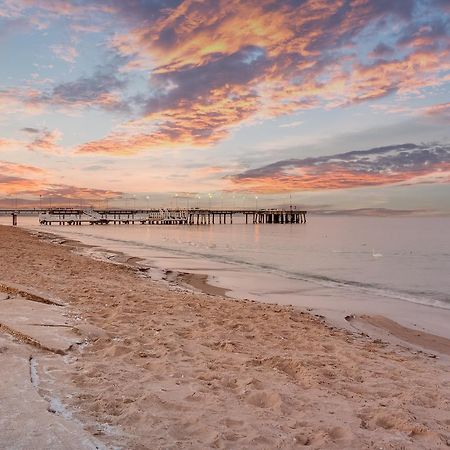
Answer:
[{"xmin": 12, "ymin": 213, "xmax": 17, "ymax": 226}]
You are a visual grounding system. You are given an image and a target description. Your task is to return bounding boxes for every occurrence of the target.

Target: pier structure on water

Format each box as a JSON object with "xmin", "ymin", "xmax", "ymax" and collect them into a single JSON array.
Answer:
[{"xmin": 34, "ymin": 208, "xmax": 307, "ymax": 226}]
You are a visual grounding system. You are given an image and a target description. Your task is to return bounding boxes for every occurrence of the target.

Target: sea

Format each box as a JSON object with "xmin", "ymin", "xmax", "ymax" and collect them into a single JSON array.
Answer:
[{"xmin": 3, "ymin": 214, "xmax": 450, "ymax": 337}]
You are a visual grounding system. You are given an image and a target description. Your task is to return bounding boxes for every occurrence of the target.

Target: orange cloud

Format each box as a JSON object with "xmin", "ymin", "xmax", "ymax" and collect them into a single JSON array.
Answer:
[
  {"xmin": 0, "ymin": 138, "xmax": 23, "ymax": 151},
  {"xmin": 423, "ymin": 102, "xmax": 450, "ymax": 121},
  {"xmin": 76, "ymin": 0, "xmax": 450, "ymax": 155},
  {"xmin": 0, "ymin": 161, "xmax": 47, "ymax": 195},
  {"xmin": 231, "ymin": 164, "xmax": 450, "ymax": 193},
  {"xmin": 1, "ymin": 129, "xmax": 65, "ymax": 155},
  {"xmin": 112, "ymin": 0, "xmax": 327, "ymax": 73},
  {"xmin": 26, "ymin": 128, "xmax": 63, "ymax": 154},
  {"xmin": 76, "ymin": 85, "xmax": 259, "ymax": 154},
  {"xmin": 0, "ymin": 159, "xmax": 121, "ymax": 200},
  {"xmin": 0, "ymin": 176, "xmax": 42, "ymax": 194},
  {"xmin": 229, "ymin": 143, "xmax": 450, "ymax": 193},
  {"xmin": 0, "ymin": 161, "xmax": 46, "ymax": 175}
]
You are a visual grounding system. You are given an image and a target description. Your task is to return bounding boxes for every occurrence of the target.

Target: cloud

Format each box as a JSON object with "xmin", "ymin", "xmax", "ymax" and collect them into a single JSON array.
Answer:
[
  {"xmin": 0, "ymin": 138, "xmax": 23, "ymax": 151},
  {"xmin": 26, "ymin": 128, "xmax": 63, "ymax": 154},
  {"xmin": 76, "ymin": 88, "xmax": 260, "ymax": 155},
  {"xmin": 0, "ymin": 17, "xmax": 29, "ymax": 39},
  {"xmin": 0, "ymin": 159, "xmax": 121, "ymax": 200},
  {"xmin": 33, "ymin": 64, "xmax": 129, "ymax": 112},
  {"xmin": 38, "ymin": 184, "xmax": 122, "ymax": 200},
  {"xmin": 229, "ymin": 142, "xmax": 450, "ymax": 192},
  {"xmin": 82, "ymin": 164, "xmax": 108, "ymax": 172},
  {"xmin": 51, "ymin": 44, "xmax": 79, "ymax": 63},
  {"xmin": 0, "ymin": 88, "xmax": 27, "ymax": 114},
  {"xmin": 69, "ymin": 22, "xmax": 103, "ymax": 33},
  {"xmin": 3, "ymin": 1, "xmax": 450, "ymax": 155},
  {"xmin": 434, "ymin": 0, "xmax": 450, "ymax": 12},
  {"xmin": 0, "ymin": 0, "xmax": 34, "ymax": 18},
  {"xmin": 0, "ymin": 161, "xmax": 46, "ymax": 194},
  {"xmin": 0, "ymin": 161, "xmax": 46, "ymax": 175},
  {"xmin": 75, "ymin": 0, "xmax": 450, "ymax": 154},
  {"xmin": 370, "ymin": 43, "xmax": 395, "ymax": 58},
  {"xmin": 2, "ymin": 128, "xmax": 67, "ymax": 155},
  {"xmin": 423, "ymin": 102, "xmax": 450, "ymax": 122},
  {"xmin": 0, "ymin": 181, "xmax": 123, "ymax": 200},
  {"xmin": 279, "ymin": 120, "xmax": 304, "ymax": 128},
  {"xmin": 0, "ymin": 174, "xmax": 41, "ymax": 194},
  {"xmin": 21, "ymin": 127, "xmax": 40, "ymax": 134},
  {"xmin": 8, "ymin": 0, "xmax": 111, "ymax": 17},
  {"xmin": 76, "ymin": 51, "xmax": 264, "ymax": 154}
]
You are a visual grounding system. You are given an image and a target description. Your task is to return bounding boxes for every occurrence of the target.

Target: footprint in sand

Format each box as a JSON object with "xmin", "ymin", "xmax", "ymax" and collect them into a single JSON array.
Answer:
[
  {"xmin": 245, "ymin": 390, "xmax": 282, "ymax": 409},
  {"xmin": 327, "ymin": 425, "xmax": 352, "ymax": 441},
  {"xmin": 223, "ymin": 417, "xmax": 244, "ymax": 429}
]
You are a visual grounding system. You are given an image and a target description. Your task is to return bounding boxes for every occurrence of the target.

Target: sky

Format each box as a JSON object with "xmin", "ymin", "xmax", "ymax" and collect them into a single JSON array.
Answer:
[{"xmin": 0, "ymin": 0, "xmax": 450, "ymax": 213}]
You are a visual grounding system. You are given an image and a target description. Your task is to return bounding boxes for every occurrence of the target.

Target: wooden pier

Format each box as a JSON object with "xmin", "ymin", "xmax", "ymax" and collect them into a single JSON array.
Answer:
[{"xmin": 34, "ymin": 208, "xmax": 307, "ymax": 226}]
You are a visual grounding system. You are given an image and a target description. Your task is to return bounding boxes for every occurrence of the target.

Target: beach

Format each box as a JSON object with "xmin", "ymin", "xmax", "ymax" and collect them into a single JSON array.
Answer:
[{"xmin": 1, "ymin": 224, "xmax": 450, "ymax": 449}]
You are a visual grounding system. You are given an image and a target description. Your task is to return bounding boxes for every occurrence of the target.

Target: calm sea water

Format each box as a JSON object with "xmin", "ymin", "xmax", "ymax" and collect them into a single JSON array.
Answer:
[{"xmin": 3, "ymin": 215, "xmax": 450, "ymax": 334}]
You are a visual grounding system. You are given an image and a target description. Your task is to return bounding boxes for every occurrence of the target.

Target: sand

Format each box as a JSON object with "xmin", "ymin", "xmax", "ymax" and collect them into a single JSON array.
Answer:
[{"xmin": 0, "ymin": 225, "xmax": 449, "ymax": 449}]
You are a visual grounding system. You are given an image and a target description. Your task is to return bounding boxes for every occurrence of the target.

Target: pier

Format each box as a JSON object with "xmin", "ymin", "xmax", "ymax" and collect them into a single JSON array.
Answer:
[{"xmin": 0, "ymin": 208, "xmax": 307, "ymax": 226}]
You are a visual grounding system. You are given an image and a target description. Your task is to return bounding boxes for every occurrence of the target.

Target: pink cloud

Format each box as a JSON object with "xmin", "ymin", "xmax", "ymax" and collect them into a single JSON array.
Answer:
[
  {"xmin": 51, "ymin": 44, "xmax": 79, "ymax": 63},
  {"xmin": 26, "ymin": 128, "xmax": 64, "ymax": 154}
]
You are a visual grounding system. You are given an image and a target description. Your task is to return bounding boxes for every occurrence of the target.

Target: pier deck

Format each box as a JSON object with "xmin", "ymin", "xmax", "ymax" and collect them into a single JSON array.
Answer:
[{"xmin": 1, "ymin": 208, "xmax": 307, "ymax": 226}]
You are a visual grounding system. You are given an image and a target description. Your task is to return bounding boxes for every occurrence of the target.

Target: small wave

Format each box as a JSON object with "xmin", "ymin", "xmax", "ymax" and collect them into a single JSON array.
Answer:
[{"xmin": 147, "ymin": 243, "xmax": 450, "ymax": 310}]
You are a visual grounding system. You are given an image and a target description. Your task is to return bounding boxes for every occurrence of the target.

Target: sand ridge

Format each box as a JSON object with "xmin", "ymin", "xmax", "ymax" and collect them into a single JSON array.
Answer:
[{"xmin": 0, "ymin": 225, "xmax": 449, "ymax": 449}]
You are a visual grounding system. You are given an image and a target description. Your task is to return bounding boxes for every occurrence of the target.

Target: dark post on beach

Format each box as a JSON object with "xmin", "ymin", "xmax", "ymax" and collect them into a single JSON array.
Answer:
[{"xmin": 12, "ymin": 213, "xmax": 17, "ymax": 226}]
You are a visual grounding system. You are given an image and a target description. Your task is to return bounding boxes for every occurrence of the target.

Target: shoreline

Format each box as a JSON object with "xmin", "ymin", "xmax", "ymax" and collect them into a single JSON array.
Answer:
[
  {"xmin": 33, "ymin": 229, "xmax": 231, "ymax": 297},
  {"xmin": 346, "ymin": 314, "xmax": 450, "ymax": 357},
  {"xmin": 31, "ymin": 226, "xmax": 450, "ymax": 357},
  {"xmin": 1, "ymin": 225, "xmax": 450, "ymax": 448}
]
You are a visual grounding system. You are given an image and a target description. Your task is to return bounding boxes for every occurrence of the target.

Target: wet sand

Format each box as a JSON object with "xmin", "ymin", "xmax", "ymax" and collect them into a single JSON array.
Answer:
[
  {"xmin": 348, "ymin": 314, "xmax": 450, "ymax": 356},
  {"xmin": 176, "ymin": 272, "xmax": 230, "ymax": 297},
  {"xmin": 1, "ymin": 225, "xmax": 450, "ymax": 449}
]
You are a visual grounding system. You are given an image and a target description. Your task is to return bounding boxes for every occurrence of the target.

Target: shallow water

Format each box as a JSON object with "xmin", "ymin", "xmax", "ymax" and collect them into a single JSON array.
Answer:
[{"xmin": 3, "ymin": 214, "xmax": 450, "ymax": 336}]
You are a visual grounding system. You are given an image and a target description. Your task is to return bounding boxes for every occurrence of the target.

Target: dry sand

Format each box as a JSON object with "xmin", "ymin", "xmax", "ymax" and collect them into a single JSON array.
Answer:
[{"xmin": 0, "ymin": 225, "xmax": 449, "ymax": 449}]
